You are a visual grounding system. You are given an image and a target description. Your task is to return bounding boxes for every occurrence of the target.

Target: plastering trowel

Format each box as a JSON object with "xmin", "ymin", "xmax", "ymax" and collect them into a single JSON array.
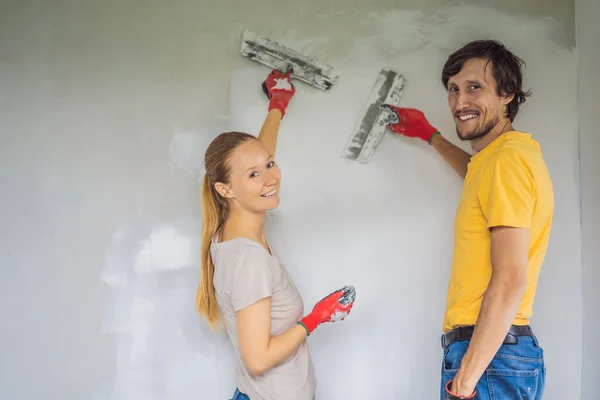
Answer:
[
  {"xmin": 240, "ymin": 29, "xmax": 340, "ymax": 91},
  {"xmin": 341, "ymin": 68, "xmax": 406, "ymax": 163}
]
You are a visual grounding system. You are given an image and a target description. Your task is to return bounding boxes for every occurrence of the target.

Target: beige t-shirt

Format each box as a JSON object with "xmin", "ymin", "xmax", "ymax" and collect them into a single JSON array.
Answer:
[{"xmin": 212, "ymin": 236, "xmax": 316, "ymax": 400}]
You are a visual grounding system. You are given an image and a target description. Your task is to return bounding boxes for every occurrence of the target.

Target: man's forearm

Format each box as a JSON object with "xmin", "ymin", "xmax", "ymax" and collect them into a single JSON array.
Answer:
[
  {"xmin": 430, "ymin": 133, "xmax": 472, "ymax": 179},
  {"xmin": 451, "ymin": 275, "xmax": 526, "ymax": 395}
]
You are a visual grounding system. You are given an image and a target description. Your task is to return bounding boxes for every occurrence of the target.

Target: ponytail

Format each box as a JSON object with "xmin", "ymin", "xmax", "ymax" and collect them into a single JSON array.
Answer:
[
  {"xmin": 196, "ymin": 131, "xmax": 256, "ymax": 330},
  {"xmin": 196, "ymin": 173, "xmax": 228, "ymax": 329}
]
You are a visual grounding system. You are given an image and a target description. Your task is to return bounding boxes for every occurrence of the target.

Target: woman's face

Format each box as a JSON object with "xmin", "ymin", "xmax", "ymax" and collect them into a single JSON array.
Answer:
[{"xmin": 216, "ymin": 139, "xmax": 281, "ymax": 213}]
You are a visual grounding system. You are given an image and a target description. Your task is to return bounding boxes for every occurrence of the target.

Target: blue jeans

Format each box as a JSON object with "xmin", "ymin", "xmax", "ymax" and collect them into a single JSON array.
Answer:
[
  {"xmin": 441, "ymin": 333, "xmax": 546, "ymax": 399},
  {"xmin": 231, "ymin": 388, "xmax": 250, "ymax": 400}
]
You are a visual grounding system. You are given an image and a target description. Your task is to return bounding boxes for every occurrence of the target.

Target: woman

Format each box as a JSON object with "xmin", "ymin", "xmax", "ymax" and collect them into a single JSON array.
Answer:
[{"xmin": 196, "ymin": 69, "xmax": 356, "ymax": 400}]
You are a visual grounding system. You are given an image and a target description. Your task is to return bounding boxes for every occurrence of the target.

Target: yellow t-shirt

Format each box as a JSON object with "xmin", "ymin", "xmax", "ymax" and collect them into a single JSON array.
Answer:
[{"xmin": 442, "ymin": 131, "xmax": 554, "ymax": 333}]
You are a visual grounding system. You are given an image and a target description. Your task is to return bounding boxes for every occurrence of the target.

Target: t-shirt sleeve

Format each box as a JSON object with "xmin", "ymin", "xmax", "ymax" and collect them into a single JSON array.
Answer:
[
  {"xmin": 229, "ymin": 247, "xmax": 274, "ymax": 311},
  {"xmin": 478, "ymin": 149, "xmax": 536, "ymax": 229}
]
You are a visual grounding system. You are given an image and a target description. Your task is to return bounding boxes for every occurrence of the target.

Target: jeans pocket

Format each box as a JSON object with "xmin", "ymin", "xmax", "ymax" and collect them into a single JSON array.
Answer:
[
  {"xmin": 486, "ymin": 368, "xmax": 540, "ymax": 400},
  {"xmin": 441, "ymin": 342, "xmax": 469, "ymax": 400},
  {"xmin": 441, "ymin": 368, "xmax": 459, "ymax": 400}
]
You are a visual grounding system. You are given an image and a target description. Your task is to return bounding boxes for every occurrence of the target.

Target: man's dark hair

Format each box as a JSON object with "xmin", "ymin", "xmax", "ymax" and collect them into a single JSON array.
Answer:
[{"xmin": 441, "ymin": 40, "xmax": 531, "ymax": 122}]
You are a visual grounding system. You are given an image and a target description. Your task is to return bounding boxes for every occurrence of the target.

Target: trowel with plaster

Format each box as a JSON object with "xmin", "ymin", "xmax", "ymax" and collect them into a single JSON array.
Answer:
[
  {"xmin": 240, "ymin": 29, "xmax": 340, "ymax": 91},
  {"xmin": 341, "ymin": 68, "xmax": 406, "ymax": 163}
]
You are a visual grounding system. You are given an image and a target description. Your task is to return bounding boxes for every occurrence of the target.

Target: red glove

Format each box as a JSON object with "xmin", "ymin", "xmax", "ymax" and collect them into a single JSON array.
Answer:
[
  {"xmin": 262, "ymin": 69, "xmax": 295, "ymax": 117},
  {"xmin": 380, "ymin": 105, "xmax": 440, "ymax": 144},
  {"xmin": 444, "ymin": 380, "xmax": 476, "ymax": 399},
  {"xmin": 298, "ymin": 285, "xmax": 356, "ymax": 335}
]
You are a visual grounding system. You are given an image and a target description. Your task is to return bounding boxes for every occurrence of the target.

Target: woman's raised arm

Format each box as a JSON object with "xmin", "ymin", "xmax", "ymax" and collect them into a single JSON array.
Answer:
[{"xmin": 257, "ymin": 69, "xmax": 295, "ymax": 156}]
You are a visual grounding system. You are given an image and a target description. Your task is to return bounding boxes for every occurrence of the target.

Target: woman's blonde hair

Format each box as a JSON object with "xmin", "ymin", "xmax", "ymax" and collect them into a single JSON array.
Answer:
[{"xmin": 196, "ymin": 131, "xmax": 256, "ymax": 329}]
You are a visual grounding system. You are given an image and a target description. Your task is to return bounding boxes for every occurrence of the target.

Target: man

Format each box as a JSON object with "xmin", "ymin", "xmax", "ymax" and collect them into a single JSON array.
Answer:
[{"xmin": 383, "ymin": 40, "xmax": 553, "ymax": 399}]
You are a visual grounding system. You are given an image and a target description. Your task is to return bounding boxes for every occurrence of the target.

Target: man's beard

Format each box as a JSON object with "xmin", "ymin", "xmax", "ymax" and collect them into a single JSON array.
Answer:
[{"xmin": 456, "ymin": 117, "xmax": 499, "ymax": 142}]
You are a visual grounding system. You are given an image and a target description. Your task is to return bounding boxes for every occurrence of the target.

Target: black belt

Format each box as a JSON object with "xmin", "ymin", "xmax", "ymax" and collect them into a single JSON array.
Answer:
[{"xmin": 441, "ymin": 325, "xmax": 533, "ymax": 349}]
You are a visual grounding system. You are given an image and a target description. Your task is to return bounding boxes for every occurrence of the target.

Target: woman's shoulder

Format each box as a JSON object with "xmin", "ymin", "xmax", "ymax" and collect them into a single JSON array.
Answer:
[{"xmin": 212, "ymin": 237, "xmax": 273, "ymax": 267}]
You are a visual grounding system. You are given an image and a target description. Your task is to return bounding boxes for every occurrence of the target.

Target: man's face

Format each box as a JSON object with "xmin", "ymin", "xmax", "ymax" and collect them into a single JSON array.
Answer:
[{"xmin": 446, "ymin": 58, "xmax": 514, "ymax": 141}]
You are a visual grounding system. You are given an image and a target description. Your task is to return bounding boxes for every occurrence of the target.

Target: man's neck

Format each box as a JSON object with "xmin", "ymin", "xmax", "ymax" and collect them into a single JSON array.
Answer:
[{"xmin": 470, "ymin": 119, "xmax": 514, "ymax": 156}]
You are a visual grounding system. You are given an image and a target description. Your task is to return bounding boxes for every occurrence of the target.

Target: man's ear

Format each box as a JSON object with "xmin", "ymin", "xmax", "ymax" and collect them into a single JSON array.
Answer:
[
  {"xmin": 214, "ymin": 182, "xmax": 234, "ymax": 199},
  {"xmin": 502, "ymin": 92, "xmax": 515, "ymax": 106}
]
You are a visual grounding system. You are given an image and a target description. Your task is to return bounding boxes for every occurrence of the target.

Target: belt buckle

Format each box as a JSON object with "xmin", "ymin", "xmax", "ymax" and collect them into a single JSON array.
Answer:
[{"xmin": 441, "ymin": 333, "xmax": 447, "ymax": 349}]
